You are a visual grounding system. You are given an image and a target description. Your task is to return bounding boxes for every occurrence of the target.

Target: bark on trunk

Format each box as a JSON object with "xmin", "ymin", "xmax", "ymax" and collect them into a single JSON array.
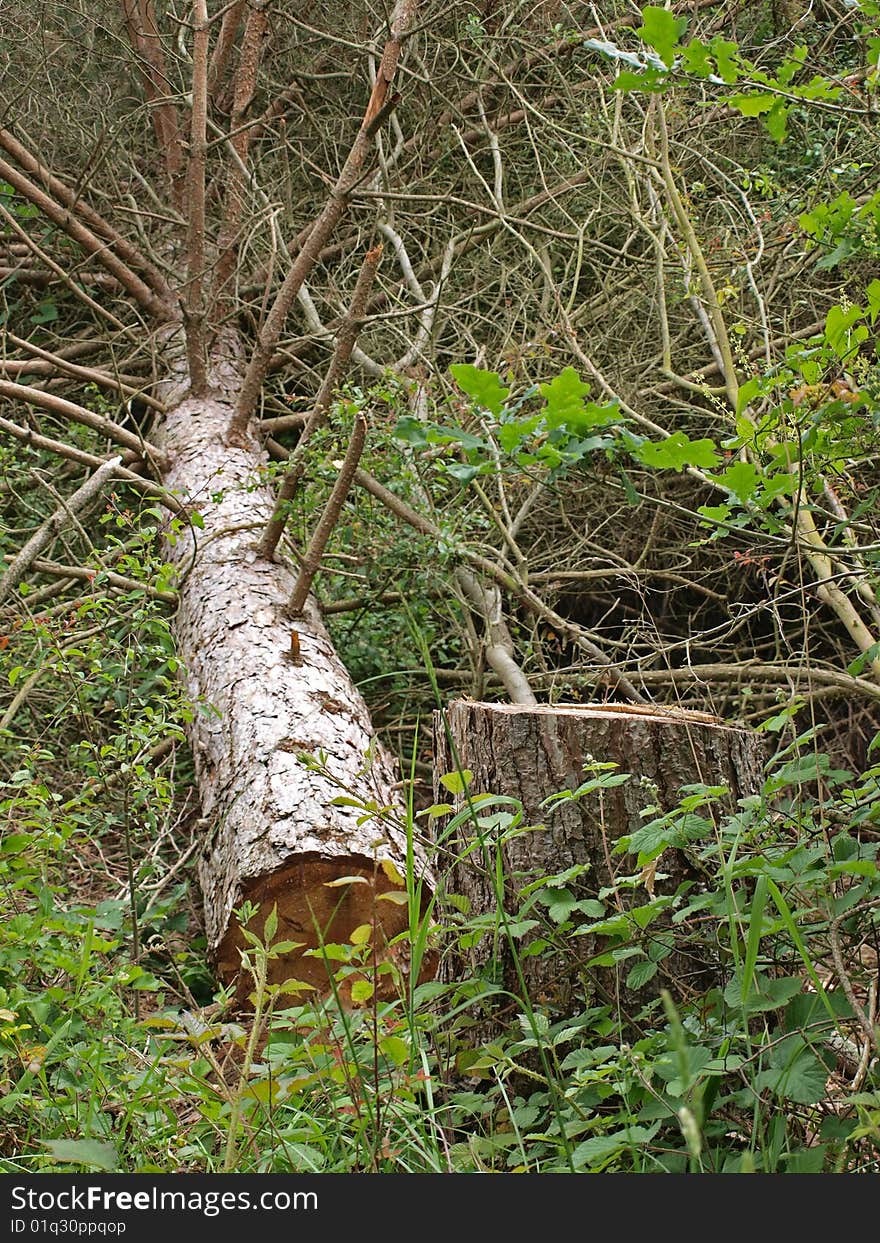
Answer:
[
  {"xmin": 433, "ymin": 700, "xmax": 765, "ymax": 1030},
  {"xmin": 158, "ymin": 345, "xmax": 428, "ymax": 1003}
]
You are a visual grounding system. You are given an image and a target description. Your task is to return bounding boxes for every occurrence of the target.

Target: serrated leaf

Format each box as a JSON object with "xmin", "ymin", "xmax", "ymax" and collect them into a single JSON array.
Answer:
[
  {"xmin": 754, "ymin": 1037, "xmax": 829, "ymax": 1105},
  {"xmin": 41, "ymin": 1139, "xmax": 118, "ymax": 1171},
  {"xmin": 449, "ymin": 364, "xmax": 509, "ymax": 415},
  {"xmin": 626, "ymin": 959, "xmax": 659, "ymax": 990}
]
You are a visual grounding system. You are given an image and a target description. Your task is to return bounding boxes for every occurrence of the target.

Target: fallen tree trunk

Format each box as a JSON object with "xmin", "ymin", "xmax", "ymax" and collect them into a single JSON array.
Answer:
[
  {"xmin": 159, "ymin": 348, "xmax": 427, "ymax": 1004},
  {"xmin": 433, "ymin": 700, "xmax": 765, "ymax": 1030}
]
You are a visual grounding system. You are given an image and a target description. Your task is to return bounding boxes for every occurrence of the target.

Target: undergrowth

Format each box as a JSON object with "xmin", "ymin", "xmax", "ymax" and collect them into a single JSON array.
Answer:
[{"xmin": 1, "ymin": 716, "xmax": 878, "ymax": 1175}]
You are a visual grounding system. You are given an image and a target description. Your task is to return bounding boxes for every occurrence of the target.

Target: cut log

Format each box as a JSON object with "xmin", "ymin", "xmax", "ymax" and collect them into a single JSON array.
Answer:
[
  {"xmin": 158, "ymin": 349, "xmax": 430, "ymax": 1004},
  {"xmin": 433, "ymin": 700, "xmax": 765, "ymax": 1029}
]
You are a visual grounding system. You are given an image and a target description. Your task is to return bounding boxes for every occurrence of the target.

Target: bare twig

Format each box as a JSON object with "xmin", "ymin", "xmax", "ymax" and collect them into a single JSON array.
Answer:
[
  {"xmin": 259, "ymin": 244, "xmax": 382, "ymax": 560},
  {"xmin": 287, "ymin": 413, "xmax": 368, "ymax": 617}
]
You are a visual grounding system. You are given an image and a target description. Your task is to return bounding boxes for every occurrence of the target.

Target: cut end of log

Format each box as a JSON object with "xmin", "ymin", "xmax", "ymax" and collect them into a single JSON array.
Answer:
[{"xmin": 216, "ymin": 852, "xmax": 433, "ymax": 1007}]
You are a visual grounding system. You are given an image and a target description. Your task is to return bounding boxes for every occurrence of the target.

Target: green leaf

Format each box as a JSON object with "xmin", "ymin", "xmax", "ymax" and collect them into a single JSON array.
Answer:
[
  {"xmin": 697, "ymin": 502, "xmax": 732, "ymax": 527},
  {"xmin": 754, "ymin": 1036, "xmax": 829, "ymax": 1105},
  {"xmin": 711, "ymin": 460, "xmax": 761, "ymax": 504},
  {"xmin": 571, "ymin": 1125, "xmax": 657, "ymax": 1170},
  {"xmin": 379, "ymin": 1035, "xmax": 409, "ymax": 1066},
  {"xmin": 498, "ymin": 416, "xmax": 540, "ymax": 452},
  {"xmin": 444, "ymin": 462, "xmax": 481, "ymax": 484},
  {"xmin": 824, "ymin": 303, "xmax": 868, "ymax": 360},
  {"xmin": 449, "ymin": 364, "xmax": 509, "ymax": 416},
  {"xmin": 350, "ymin": 979, "xmax": 375, "ymax": 1003},
  {"xmin": 626, "ymin": 959, "xmax": 659, "ymax": 990},
  {"xmin": 865, "ymin": 278, "xmax": 880, "ymax": 325},
  {"xmin": 439, "ymin": 770, "xmax": 473, "ymax": 794},
  {"xmin": 723, "ymin": 972, "xmax": 802, "ymax": 1013},
  {"xmin": 764, "ymin": 102, "xmax": 789, "ymax": 144},
  {"xmin": 612, "ymin": 68, "xmax": 668, "ymax": 92},
  {"xmin": 539, "ymin": 367, "xmax": 591, "ymax": 428},
  {"xmin": 41, "ymin": 1139, "xmax": 118, "ymax": 1171},
  {"xmin": 393, "ymin": 415, "xmax": 429, "ymax": 446},
  {"xmin": 634, "ymin": 431, "xmax": 720, "ymax": 471},
  {"xmin": 263, "ymin": 903, "xmax": 278, "ymax": 942},
  {"xmin": 785, "ymin": 1146, "xmax": 827, "ymax": 1173},
  {"xmin": 677, "ymin": 40, "xmax": 713, "ymax": 77},
  {"xmin": 637, "ymin": 6, "xmax": 687, "ymax": 68},
  {"xmin": 728, "ymin": 93, "xmax": 776, "ymax": 117},
  {"xmin": 710, "ymin": 38, "xmax": 740, "ymax": 85}
]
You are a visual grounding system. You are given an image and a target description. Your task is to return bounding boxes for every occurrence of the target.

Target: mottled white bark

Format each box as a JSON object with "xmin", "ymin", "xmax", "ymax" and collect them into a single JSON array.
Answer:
[{"xmin": 158, "ymin": 347, "xmax": 424, "ymax": 1000}]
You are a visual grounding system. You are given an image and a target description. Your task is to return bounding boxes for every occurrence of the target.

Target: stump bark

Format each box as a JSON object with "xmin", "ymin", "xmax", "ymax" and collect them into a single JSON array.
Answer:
[{"xmin": 433, "ymin": 700, "xmax": 765, "ymax": 1029}]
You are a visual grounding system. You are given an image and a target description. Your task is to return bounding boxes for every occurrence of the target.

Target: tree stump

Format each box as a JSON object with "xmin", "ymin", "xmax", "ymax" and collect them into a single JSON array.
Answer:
[{"xmin": 432, "ymin": 701, "xmax": 766, "ymax": 1031}]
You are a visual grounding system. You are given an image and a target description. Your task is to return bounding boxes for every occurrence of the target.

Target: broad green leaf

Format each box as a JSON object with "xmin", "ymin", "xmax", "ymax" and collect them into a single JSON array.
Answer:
[
  {"xmin": 698, "ymin": 502, "xmax": 732, "ymax": 525},
  {"xmin": 865, "ymin": 278, "xmax": 880, "ymax": 325},
  {"xmin": 728, "ymin": 93, "xmax": 776, "ymax": 117},
  {"xmin": 824, "ymin": 303, "xmax": 868, "ymax": 359},
  {"xmin": 381, "ymin": 857, "xmax": 405, "ymax": 886},
  {"xmin": 539, "ymin": 367, "xmax": 591, "ymax": 427},
  {"xmin": 765, "ymin": 102, "xmax": 789, "ymax": 144},
  {"xmin": 634, "ymin": 431, "xmax": 720, "ymax": 471},
  {"xmin": 712, "ymin": 460, "xmax": 761, "ymax": 504},
  {"xmin": 350, "ymin": 923, "xmax": 373, "ymax": 946},
  {"xmin": 449, "ymin": 364, "xmax": 509, "ymax": 415},
  {"xmin": 637, "ymin": 6, "xmax": 687, "ymax": 68},
  {"xmin": 754, "ymin": 1037, "xmax": 829, "ymax": 1105},
  {"xmin": 723, "ymin": 972, "xmax": 802, "ymax": 1012},
  {"xmin": 444, "ymin": 461, "xmax": 481, "ymax": 484},
  {"xmin": 498, "ymin": 416, "xmax": 540, "ymax": 452},
  {"xmin": 626, "ymin": 959, "xmax": 659, "ymax": 990},
  {"xmin": 350, "ymin": 979, "xmax": 375, "ymax": 1004},
  {"xmin": 612, "ymin": 68, "xmax": 668, "ymax": 93},
  {"xmin": 379, "ymin": 1035, "xmax": 409, "ymax": 1066},
  {"xmin": 678, "ymin": 40, "xmax": 712, "ymax": 77},
  {"xmin": 710, "ymin": 38, "xmax": 740, "ymax": 84},
  {"xmin": 41, "ymin": 1139, "xmax": 118, "ymax": 1171},
  {"xmin": 394, "ymin": 415, "xmax": 429, "ymax": 446},
  {"xmin": 571, "ymin": 1125, "xmax": 657, "ymax": 1170},
  {"xmin": 786, "ymin": 1147, "xmax": 827, "ymax": 1173},
  {"xmin": 439, "ymin": 769, "xmax": 473, "ymax": 794},
  {"xmin": 263, "ymin": 903, "xmax": 278, "ymax": 942}
]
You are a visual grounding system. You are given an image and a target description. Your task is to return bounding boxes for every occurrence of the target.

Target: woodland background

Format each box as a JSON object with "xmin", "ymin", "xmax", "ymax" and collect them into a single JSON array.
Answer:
[{"xmin": 1, "ymin": 0, "xmax": 879, "ymax": 1173}]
